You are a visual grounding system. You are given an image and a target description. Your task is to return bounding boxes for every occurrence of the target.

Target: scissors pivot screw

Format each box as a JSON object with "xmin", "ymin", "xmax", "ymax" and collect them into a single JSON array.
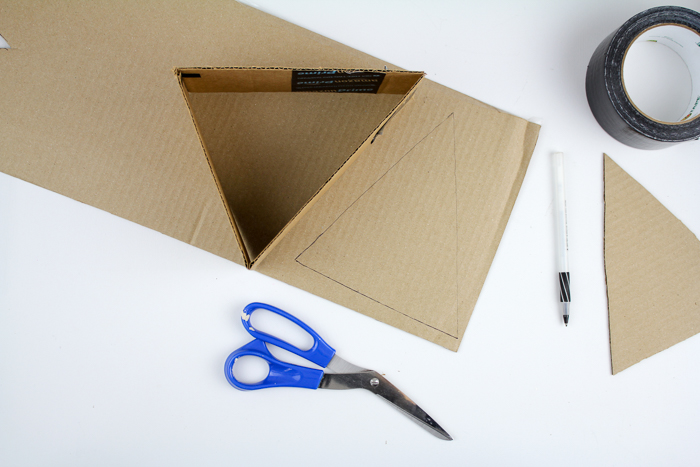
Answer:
[{"xmin": 370, "ymin": 377, "xmax": 380, "ymax": 387}]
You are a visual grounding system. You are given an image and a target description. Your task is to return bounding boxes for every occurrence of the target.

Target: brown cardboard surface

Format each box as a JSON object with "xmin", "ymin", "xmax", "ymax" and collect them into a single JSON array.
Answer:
[
  {"xmin": 256, "ymin": 82, "xmax": 539, "ymax": 350},
  {"xmin": 0, "ymin": 1, "xmax": 539, "ymax": 350},
  {"xmin": 604, "ymin": 155, "xmax": 700, "ymax": 374}
]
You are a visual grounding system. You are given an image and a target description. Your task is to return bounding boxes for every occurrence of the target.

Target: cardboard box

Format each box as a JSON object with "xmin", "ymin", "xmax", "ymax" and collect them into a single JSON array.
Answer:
[{"xmin": 0, "ymin": 1, "xmax": 539, "ymax": 350}]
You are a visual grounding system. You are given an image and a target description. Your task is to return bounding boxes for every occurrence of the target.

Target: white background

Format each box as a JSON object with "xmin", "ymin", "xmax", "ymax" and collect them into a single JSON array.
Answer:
[{"xmin": 2, "ymin": 1, "xmax": 699, "ymax": 465}]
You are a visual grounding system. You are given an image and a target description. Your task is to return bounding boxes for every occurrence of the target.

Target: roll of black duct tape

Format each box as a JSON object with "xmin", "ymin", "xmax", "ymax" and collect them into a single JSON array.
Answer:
[{"xmin": 586, "ymin": 6, "xmax": 700, "ymax": 149}]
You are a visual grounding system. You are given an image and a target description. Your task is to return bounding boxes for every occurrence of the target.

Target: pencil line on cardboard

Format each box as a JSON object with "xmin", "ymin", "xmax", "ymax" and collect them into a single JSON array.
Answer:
[
  {"xmin": 295, "ymin": 113, "xmax": 460, "ymax": 339},
  {"xmin": 295, "ymin": 259, "xmax": 459, "ymax": 338}
]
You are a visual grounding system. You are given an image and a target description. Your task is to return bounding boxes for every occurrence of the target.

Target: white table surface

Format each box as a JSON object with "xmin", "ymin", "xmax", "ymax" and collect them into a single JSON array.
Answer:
[{"xmin": 2, "ymin": 1, "xmax": 699, "ymax": 465}]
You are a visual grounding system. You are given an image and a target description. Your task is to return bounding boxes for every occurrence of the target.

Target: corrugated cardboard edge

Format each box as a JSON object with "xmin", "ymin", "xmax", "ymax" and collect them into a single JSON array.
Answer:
[
  {"xmin": 603, "ymin": 155, "xmax": 614, "ymax": 375},
  {"xmin": 453, "ymin": 118, "xmax": 541, "ymax": 349},
  {"xmin": 492, "ymin": 120, "xmax": 541, "ymax": 271},
  {"xmin": 174, "ymin": 68, "xmax": 251, "ymax": 266},
  {"xmin": 604, "ymin": 154, "xmax": 700, "ymax": 374}
]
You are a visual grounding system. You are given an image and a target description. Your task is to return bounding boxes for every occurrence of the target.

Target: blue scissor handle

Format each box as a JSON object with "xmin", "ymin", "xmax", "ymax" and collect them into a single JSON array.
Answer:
[
  {"xmin": 240, "ymin": 302, "xmax": 336, "ymax": 368},
  {"xmin": 224, "ymin": 339, "xmax": 324, "ymax": 390}
]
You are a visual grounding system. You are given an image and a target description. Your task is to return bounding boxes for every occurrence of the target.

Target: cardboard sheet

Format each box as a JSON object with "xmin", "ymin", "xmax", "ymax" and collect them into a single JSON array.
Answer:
[
  {"xmin": 0, "ymin": 1, "xmax": 539, "ymax": 350},
  {"xmin": 604, "ymin": 155, "xmax": 700, "ymax": 374}
]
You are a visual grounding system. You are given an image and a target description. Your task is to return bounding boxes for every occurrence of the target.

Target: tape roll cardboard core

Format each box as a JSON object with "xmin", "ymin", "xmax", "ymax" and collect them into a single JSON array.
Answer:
[
  {"xmin": 622, "ymin": 24, "xmax": 700, "ymax": 124},
  {"xmin": 586, "ymin": 6, "xmax": 700, "ymax": 149}
]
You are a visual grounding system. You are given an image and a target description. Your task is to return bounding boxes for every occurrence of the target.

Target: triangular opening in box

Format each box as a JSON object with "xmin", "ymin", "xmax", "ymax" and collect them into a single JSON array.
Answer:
[
  {"xmin": 296, "ymin": 114, "xmax": 459, "ymax": 337},
  {"xmin": 178, "ymin": 68, "xmax": 423, "ymax": 266}
]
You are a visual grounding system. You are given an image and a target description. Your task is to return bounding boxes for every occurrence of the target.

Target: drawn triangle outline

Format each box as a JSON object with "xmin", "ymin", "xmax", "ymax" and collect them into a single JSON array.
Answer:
[{"xmin": 296, "ymin": 114, "xmax": 459, "ymax": 338}]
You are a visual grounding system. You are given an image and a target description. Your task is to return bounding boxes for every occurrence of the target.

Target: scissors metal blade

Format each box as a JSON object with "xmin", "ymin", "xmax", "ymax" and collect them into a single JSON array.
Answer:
[
  {"xmin": 319, "ymin": 371, "xmax": 452, "ymax": 441},
  {"xmin": 325, "ymin": 354, "xmax": 367, "ymax": 374}
]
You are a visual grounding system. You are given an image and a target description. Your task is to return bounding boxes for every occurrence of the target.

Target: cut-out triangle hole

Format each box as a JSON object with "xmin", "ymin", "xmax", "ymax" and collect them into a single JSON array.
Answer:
[{"xmin": 179, "ymin": 68, "xmax": 423, "ymax": 265}]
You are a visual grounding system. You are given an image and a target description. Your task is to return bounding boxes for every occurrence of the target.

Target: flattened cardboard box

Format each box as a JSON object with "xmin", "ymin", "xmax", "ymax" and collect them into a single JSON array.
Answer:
[{"xmin": 0, "ymin": 1, "xmax": 539, "ymax": 350}]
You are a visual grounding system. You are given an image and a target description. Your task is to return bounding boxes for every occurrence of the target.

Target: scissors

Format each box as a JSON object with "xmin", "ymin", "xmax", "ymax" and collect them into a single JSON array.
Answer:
[{"xmin": 224, "ymin": 302, "xmax": 452, "ymax": 440}]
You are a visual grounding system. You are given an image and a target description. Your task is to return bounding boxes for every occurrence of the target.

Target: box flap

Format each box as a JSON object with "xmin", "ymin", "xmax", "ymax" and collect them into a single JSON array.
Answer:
[
  {"xmin": 604, "ymin": 155, "xmax": 700, "ymax": 374},
  {"xmin": 255, "ymin": 80, "xmax": 540, "ymax": 350}
]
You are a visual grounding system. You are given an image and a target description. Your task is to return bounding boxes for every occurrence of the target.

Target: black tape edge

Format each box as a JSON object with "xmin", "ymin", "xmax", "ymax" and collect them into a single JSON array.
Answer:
[
  {"xmin": 586, "ymin": 6, "xmax": 700, "ymax": 149},
  {"xmin": 291, "ymin": 70, "xmax": 386, "ymax": 93}
]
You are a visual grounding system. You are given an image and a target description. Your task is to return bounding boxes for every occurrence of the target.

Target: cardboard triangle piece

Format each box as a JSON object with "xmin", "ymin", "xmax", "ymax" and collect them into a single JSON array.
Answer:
[
  {"xmin": 604, "ymin": 155, "xmax": 700, "ymax": 374},
  {"xmin": 296, "ymin": 114, "xmax": 458, "ymax": 337}
]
